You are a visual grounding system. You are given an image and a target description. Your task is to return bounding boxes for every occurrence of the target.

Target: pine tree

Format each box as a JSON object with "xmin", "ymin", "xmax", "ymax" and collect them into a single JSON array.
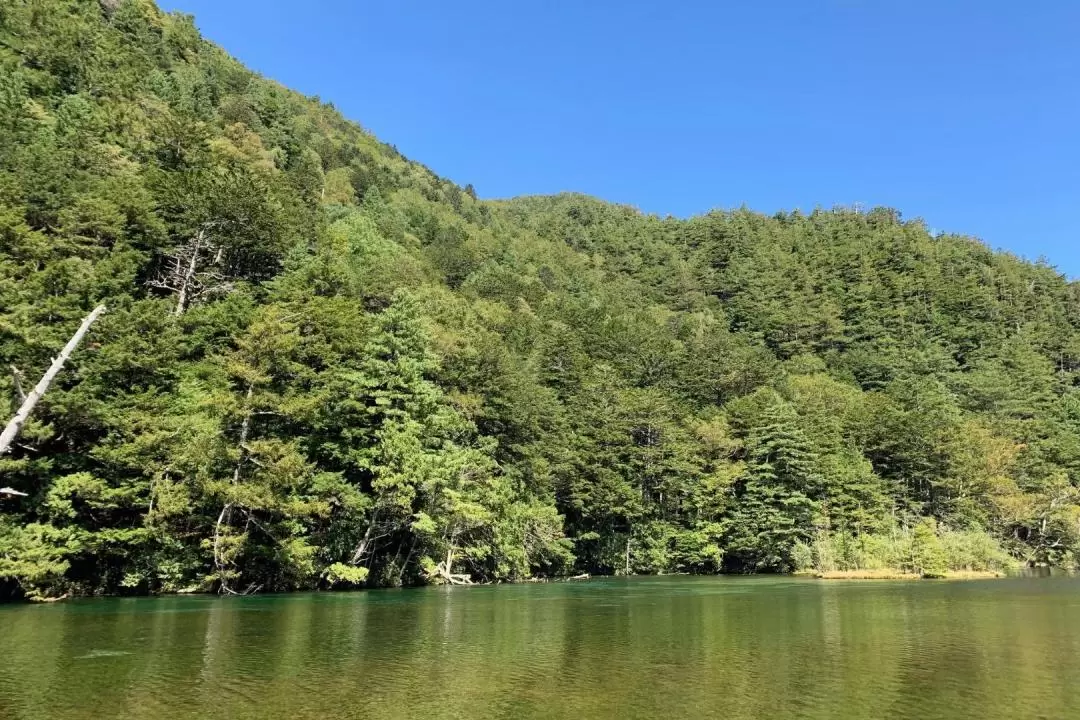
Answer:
[{"xmin": 725, "ymin": 394, "xmax": 820, "ymax": 571}]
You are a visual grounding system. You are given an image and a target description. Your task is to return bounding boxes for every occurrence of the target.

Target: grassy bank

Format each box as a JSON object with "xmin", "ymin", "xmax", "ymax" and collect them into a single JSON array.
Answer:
[
  {"xmin": 792, "ymin": 523, "xmax": 1020, "ymax": 580},
  {"xmin": 803, "ymin": 569, "xmax": 1006, "ymax": 580}
]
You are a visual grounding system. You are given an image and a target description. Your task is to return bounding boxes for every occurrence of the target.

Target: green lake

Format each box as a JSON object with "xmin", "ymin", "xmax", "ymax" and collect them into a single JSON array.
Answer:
[{"xmin": 1, "ymin": 576, "xmax": 1078, "ymax": 719}]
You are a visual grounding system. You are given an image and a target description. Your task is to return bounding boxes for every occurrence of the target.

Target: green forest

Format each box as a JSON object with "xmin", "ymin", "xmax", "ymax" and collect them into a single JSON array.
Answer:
[{"xmin": 2, "ymin": 0, "xmax": 1080, "ymax": 600}]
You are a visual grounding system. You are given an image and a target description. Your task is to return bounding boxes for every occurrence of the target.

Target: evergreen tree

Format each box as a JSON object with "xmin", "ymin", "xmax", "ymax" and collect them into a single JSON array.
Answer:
[
  {"xmin": 725, "ymin": 394, "xmax": 821, "ymax": 571},
  {"xmin": 2, "ymin": 0, "xmax": 1079, "ymax": 597}
]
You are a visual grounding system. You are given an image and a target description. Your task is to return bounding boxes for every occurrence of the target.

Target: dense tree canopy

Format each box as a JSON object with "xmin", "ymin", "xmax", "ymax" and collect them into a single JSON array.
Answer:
[{"xmin": 2, "ymin": 0, "xmax": 1079, "ymax": 599}]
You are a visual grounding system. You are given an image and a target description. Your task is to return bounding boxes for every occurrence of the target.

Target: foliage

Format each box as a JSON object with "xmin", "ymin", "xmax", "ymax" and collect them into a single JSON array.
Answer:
[
  {"xmin": 792, "ymin": 524, "xmax": 1020, "ymax": 577},
  {"xmin": 2, "ymin": 0, "xmax": 1079, "ymax": 599}
]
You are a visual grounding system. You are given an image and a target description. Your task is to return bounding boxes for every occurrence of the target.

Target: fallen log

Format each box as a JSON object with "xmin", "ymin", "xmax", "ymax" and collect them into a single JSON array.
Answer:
[{"xmin": 0, "ymin": 305, "xmax": 106, "ymax": 456}]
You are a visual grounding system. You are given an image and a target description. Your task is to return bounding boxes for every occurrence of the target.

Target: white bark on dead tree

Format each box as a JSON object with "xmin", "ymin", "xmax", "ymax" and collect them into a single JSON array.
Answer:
[
  {"xmin": 214, "ymin": 384, "xmax": 254, "ymax": 595},
  {"xmin": 10, "ymin": 366, "xmax": 26, "ymax": 403},
  {"xmin": 173, "ymin": 232, "xmax": 203, "ymax": 317},
  {"xmin": 0, "ymin": 305, "xmax": 106, "ymax": 457},
  {"xmin": 149, "ymin": 227, "xmax": 232, "ymax": 316}
]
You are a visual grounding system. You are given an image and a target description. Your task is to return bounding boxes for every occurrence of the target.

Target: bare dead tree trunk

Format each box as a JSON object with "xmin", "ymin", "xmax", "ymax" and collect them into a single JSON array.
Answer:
[
  {"xmin": 350, "ymin": 510, "xmax": 379, "ymax": 565},
  {"xmin": 387, "ymin": 537, "xmax": 405, "ymax": 578},
  {"xmin": 214, "ymin": 384, "xmax": 254, "ymax": 595},
  {"xmin": 435, "ymin": 531, "xmax": 472, "ymax": 585},
  {"xmin": 173, "ymin": 230, "xmax": 204, "ymax": 316},
  {"xmin": 232, "ymin": 384, "xmax": 254, "ymax": 486},
  {"xmin": 212, "ymin": 502, "xmax": 235, "ymax": 593},
  {"xmin": 9, "ymin": 366, "xmax": 26, "ymax": 403},
  {"xmin": 0, "ymin": 305, "xmax": 106, "ymax": 457},
  {"xmin": 396, "ymin": 535, "xmax": 418, "ymax": 586},
  {"xmin": 150, "ymin": 227, "xmax": 232, "ymax": 317}
]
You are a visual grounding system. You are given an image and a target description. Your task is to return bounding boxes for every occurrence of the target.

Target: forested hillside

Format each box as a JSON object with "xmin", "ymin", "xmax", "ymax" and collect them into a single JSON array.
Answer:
[{"xmin": 2, "ymin": 0, "xmax": 1079, "ymax": 599}]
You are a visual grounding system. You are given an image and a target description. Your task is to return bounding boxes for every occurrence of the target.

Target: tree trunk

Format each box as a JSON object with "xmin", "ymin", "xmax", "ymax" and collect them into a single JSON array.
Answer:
[
  {"xmin": 350, "ymin": 511, "xmax": 378, "ymax": 565},
  {"xmin": 0, "ymin": 305, "xmax": 106, "ymax": 457},
  {"xmin": 215, "ymin": 384, "xmax": 254, "ymax": 594},
  {"xmin": 9, "ymin": 366, "xmax": 26, "ymax": 403},
  {"xmin": 396, "ymin": 535, "xmax": 418, "ymax": 586},
  {"xmin": 436, "ymin": 533, "xmax": 472, "ymax": 585},
  {"xmin": 173, "ymin": 231, "xmax": 203, "ymax": 317},
  {"xmin": 212, "ymin": 502, "xmax": 235, "ymax": 592},
  {"xmin": 444, "ymin": 544, "xmax": 455, "ymax": 575},
  {"xmin": 231, "ymin": 384, "xmax": 254, "ymax": 485}
]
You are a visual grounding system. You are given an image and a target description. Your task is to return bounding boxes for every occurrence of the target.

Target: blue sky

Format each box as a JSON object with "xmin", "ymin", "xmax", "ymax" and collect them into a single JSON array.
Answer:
[{"xmin": 161, "ymin": 1, "xmax": 1080, "ymax": 278}]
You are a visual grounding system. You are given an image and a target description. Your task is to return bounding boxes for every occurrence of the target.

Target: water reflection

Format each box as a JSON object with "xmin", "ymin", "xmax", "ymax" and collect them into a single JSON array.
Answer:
[{"xmin": 1, "ymin": 577, "xmax": 1079, "ymax": 720}]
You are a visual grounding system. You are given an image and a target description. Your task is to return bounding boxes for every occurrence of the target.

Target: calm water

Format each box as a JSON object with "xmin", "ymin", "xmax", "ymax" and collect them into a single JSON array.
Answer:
[{"xmin": 1, "ymin": 576, "xmax": 1079, "ymax": 719}]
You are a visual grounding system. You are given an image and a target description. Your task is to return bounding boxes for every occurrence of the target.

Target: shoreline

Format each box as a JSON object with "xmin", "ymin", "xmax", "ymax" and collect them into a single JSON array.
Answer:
[
  {"xmin": 0, "ymin": 568, "xmax": 1032, "ymax": 603},
  {"xmin": 798, "ymin": 569, "xmax": 1008, "ymax": 581}
]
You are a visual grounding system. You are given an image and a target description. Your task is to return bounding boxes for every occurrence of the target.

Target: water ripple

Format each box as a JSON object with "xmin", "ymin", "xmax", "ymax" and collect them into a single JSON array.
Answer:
[{"xmin": 1, "ymin": 577, "xmax": 1079, "ymax": 719}]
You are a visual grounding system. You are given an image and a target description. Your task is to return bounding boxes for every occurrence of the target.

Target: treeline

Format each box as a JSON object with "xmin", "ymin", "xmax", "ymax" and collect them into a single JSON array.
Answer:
[{"xmin": 2, "ymin": 0, "xmax": 1079, "ymax": 599}]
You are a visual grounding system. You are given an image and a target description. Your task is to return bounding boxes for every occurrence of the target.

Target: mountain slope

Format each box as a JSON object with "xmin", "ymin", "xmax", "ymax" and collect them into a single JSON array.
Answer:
[{"xmin": 1, "ymin": 0, "xmax": 1078, "ymax": 598}]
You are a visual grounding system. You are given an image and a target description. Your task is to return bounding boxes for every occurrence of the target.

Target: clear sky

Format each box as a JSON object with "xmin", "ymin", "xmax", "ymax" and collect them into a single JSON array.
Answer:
[{"xmin": 161, "ymin": 1, "xmax": 1080, "ymax": 278}]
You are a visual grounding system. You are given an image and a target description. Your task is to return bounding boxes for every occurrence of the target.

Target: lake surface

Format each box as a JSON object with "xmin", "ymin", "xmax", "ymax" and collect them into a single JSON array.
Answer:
[{"xmin": 1, "ymin": 576, "xmax": 1079, "ymax": 720}]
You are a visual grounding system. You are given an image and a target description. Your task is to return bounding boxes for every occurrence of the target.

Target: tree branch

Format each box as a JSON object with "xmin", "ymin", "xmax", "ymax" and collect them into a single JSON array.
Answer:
[{"xmin": 10, "ymin": 366, "xmax": 26, "ymax": 403}]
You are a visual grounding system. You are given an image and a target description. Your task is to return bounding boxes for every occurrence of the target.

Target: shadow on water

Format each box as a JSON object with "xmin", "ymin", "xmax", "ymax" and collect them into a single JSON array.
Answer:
[{"xmin": 1, "ymin": 575, "xmax": 1079, "ymax": 720}]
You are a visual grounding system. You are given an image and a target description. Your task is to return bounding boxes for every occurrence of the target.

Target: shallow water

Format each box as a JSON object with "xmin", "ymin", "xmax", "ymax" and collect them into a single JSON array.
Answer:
[{"xmin": 1, "ymin": 576, "xmax": 1079, "ymax": 719}]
